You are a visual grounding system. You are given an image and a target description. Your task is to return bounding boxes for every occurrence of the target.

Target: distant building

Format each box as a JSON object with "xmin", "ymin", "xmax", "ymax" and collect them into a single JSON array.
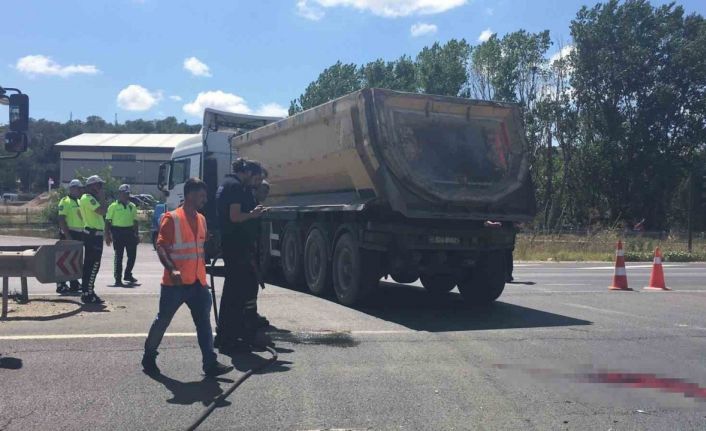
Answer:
[{"xmin": 55, "ymin": 134, "xmax": 199, "ymax": 196}]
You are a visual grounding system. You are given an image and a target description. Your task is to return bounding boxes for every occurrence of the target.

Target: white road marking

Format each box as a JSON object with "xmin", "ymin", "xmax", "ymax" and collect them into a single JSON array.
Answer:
[
  {"xmin": 565, "ymin": 303, "xmax": 641, "ymax": 318},
  {"xmin": 545, "ymin": 283, "xmax": 589, "ymax": 286},
  {"xmin": 0, "ymin": 329, "xmax": 414, "ymax": 341},
  {"xmin": 581, "ymin": 264, "xmax": 686, "ymax": 270}
]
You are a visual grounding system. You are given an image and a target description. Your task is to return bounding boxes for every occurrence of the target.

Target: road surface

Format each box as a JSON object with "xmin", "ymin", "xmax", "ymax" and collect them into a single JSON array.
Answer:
[{"xmin": 1, "ymin": 236, "xmax": 705, "ymax": 430}]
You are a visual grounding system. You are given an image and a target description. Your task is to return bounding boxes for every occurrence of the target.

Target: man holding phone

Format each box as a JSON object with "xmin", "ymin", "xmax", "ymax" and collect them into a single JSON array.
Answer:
[{"xmin": 214, "ymin": 158, "xmax": 269, "ymax": 352}]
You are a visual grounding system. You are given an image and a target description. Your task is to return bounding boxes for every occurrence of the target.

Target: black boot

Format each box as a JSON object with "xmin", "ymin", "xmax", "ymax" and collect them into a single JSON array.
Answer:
[{"xmin": 81, "ymin": 291, "xmax": 105, "ymax": 304}]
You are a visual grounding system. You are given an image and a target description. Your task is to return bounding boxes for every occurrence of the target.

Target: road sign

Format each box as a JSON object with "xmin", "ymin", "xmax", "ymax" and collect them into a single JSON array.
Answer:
[{"xmin": 55, "ymin": 248, "xmax": 81, "ymax": 278}]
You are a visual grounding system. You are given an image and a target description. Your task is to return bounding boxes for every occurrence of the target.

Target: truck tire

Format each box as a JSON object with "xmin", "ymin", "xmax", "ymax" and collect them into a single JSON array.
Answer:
[
  {"xmin": 420, "ymin": 274, "xmax": 456, "ymax": 294},
  {"xmin": 304, "ymin": 226, "xmax": 332, "ymax": 295},
  {"xmin": 332, "ymin": 232, "xmax": 380, "ymax": 306},
  {"xmin": 390, "ymin": 272, "xmax": 418, "ymax": 284},
  {"xmin": 281, "ymin": 223, "xmax": 305, "ymax": 286},
  {"xmin": 457, "ymin": 251, "xmax": 506, "ymax": 305}
]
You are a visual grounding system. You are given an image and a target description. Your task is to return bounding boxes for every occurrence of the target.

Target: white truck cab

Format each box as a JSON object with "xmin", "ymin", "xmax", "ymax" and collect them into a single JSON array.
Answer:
[{"xmin": 157, "ymin": 108, "xmax": 281, "ymax": 224}]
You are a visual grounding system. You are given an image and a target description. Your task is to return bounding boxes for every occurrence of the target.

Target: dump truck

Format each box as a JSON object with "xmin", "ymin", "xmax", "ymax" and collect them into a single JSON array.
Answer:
[{"xmin": 158, "ymin": 88, "xmax": 535, "ymax": 305}]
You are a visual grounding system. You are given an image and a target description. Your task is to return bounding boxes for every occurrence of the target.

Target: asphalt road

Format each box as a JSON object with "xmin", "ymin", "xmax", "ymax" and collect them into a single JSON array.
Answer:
[{"xmin": 1, "ymin": 235, "xmax": 705, "ymax": 430}]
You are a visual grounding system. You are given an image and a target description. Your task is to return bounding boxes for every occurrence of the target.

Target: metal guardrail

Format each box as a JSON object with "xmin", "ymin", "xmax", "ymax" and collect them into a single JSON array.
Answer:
[{"xmin": 0, "ymin": 240, "xmax": 83, "ymax": 319}]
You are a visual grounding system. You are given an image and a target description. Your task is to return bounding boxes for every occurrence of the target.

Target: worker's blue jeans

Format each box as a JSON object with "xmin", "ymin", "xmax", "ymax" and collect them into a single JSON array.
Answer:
[{"xmin": 144, "ymin": 282, "xmax": 217, "ymax": 370}]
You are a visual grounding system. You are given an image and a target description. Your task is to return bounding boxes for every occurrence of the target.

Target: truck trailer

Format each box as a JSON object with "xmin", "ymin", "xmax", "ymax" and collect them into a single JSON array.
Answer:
[{"xmin": 158, "ymin": 88, "xmax": 535, "ymax": 306}]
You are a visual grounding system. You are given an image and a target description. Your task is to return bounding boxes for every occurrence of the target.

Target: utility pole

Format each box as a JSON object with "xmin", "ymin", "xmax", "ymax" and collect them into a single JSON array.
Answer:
[{"xmin": 688, "ymin": 172, "xmax": 693, "ymax": 253}]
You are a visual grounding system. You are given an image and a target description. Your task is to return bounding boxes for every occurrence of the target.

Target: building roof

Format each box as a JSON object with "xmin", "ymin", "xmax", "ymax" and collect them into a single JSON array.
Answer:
[{"xmin": 55, "ymin": 133, "xmax": 201, "ymax": 152}]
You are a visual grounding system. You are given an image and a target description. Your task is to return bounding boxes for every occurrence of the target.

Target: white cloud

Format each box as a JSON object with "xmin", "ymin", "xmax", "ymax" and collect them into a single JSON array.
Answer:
[
  {"xmin": 169, "ymin": 95, "xmax": 182, "ymax": 101},
  {"xmin": 15, "ymin": 55, "xmax": 99, "ymax": 78},
  {"xmin": 478, "ymin": 28, "xmax": 493, "ymax": 42},
  {"xmin": 410, "ymin": 22, "xmax": 437, "ymax": 37},
  {"xmin": 550, "ymin": 45, "xmax": 575, "ymax": 64},
  {"xmin": 302, "ymin": 0, "xmax": 466, "ymax": 18},
  {"xmin": 117, "ymin": 85, "xmax": 161, "ymax": 111},
  {"xmin": 183, "ymin": 57, "xmax": 212, "ymax": 77},
  {"xmin": 183, "ymin": 90, "xmax": 287, "ymax": 118},
  {"xmin": 297, "ymin": 0, "xmax": 325, "ymax": 20},
  {"xmin": 254, "ymin": 103, "xmax": 289, "ymax": 117}
]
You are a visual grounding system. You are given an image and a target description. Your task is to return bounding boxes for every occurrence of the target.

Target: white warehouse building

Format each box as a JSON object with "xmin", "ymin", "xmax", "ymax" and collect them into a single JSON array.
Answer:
[{"xmin": 55, "ymin": 134, "xmax": 199, "ymax": 196}]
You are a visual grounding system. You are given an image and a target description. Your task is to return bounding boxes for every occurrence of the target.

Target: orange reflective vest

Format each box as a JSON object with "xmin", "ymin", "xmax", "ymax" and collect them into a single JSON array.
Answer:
[{"xmin": 161, "ymin": 207, "xmax": 207, "ymax": 286}]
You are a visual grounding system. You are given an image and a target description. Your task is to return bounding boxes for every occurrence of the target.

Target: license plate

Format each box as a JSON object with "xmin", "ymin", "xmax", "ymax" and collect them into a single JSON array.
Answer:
[{"xmin": 428, "ymin": 236, "xmax": 461, "ymax": 245}]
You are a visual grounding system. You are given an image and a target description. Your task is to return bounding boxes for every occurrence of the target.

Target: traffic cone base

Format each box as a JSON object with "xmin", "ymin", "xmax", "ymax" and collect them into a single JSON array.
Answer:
[
  {"xmin": 609, "ymin": 285, "xmax": 634, "ymax": 291},
  {"xmin": 643, "ymin": 286, "xmax": 671, "ymax": 291}
]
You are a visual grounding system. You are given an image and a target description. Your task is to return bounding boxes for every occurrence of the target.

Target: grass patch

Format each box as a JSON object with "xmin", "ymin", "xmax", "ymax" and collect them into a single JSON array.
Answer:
[{"xmin": 515, "ymin": 231, "xmax": 706, "ymax": 262}]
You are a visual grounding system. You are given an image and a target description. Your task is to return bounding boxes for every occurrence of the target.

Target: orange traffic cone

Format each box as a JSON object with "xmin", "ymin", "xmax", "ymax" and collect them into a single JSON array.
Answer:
[
  {"xmin": 609, "ymin": 240, "xmax": 632, "ymax": 291},
  {"xmin": 644, "ymin": 247, "xmax": 671, "ymax": 291}
]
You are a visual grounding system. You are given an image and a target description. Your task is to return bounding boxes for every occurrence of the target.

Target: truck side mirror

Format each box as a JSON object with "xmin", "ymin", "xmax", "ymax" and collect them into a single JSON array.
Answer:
[
  {"xmin": 4, "ymin": 132, "xmax": 28, "ymax": 153},
  {"xmin": 157, "ymin": 162, "xmax": 169, "ymax": 191}
]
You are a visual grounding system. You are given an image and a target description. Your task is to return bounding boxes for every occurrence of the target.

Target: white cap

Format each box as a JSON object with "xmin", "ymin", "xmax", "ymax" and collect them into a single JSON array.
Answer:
[
  {"xmin": 85, "ymin": 175, "xmax": 105, "ymax": 186},
  {"xmin": 118, "ymin": 184, "xmax": 131, "ymax": 193},
  {"xmin": 68, "ymin": 179, "xmax": 83, "ymax": 188}
]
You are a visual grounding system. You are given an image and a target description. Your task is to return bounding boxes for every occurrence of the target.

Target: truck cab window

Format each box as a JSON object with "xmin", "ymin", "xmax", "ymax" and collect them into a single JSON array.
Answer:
[{"xmin": 168, "ymin": 158, "xmax": 191, "ymax": 190}]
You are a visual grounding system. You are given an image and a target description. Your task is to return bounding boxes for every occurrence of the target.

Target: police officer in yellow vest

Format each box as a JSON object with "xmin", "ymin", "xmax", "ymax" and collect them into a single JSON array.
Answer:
[
  {"xmin": 106, "ymin": 184, "xmax": 139, "ymax": 287},
  {"xmin": 56, "ymin": 179, "xmax": 84, "ymax": 293},
  {"xmin": 79, "ymin": 175, "xmax": 109, "ymax": 304}
]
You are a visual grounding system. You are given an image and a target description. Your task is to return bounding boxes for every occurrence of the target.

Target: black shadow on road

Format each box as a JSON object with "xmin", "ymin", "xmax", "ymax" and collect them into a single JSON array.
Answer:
[
  {"xmin": 0, "ymin": 355, "xmax": 23, "ymax": 370},
  {"xmin": 265, "ymin": 278, "xmax": 591, "ymax": 332},
  {"xmin": 221, "ymin": 326, "xmax": 294, "ymax": 374},
  {"xmin": 360, "ymin": 282, "xmax": 592, "ymax": 332},
  {"xmin": 147, "ymin": 373, "xmax": 235, "ymax": 407},
  {"xmin": 3, "ymin": 298, "xmax": 108, "ymax": 321}
]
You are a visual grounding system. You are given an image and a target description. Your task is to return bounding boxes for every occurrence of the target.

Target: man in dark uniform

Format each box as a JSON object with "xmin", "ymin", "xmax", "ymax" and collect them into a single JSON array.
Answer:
[{"xmin": 214, "ymin": 159, "xmax": 268, "ymax": 352}]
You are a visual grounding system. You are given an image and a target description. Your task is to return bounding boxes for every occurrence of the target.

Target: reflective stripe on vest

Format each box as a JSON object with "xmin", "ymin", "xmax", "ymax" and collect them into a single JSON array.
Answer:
[{"xmin": 162, "ymin": 207, "xmax": 207, "ymax": 286}]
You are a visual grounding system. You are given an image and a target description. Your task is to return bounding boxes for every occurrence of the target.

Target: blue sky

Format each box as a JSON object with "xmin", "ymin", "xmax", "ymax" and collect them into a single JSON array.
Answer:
[{"xmin": 3, "ymin": 0, "xmax": 705, "ymax": 124}]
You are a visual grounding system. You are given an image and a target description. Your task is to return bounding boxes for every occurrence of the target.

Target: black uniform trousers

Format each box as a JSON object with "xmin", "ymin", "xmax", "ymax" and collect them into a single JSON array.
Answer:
[
  {"xmin": 57, "ymin": 230, "xmax": 83, "ymax": 290},
  {"xmin": 111, "ymin": 226, "xmax": 137, "ymax": 282},
  {"xmin": 216, "ymin": 248, "xmax": 259, "ymax": 343},
  {"xmin": 82, "ymin": 229, "xmax": 103, "ymax": 294}
]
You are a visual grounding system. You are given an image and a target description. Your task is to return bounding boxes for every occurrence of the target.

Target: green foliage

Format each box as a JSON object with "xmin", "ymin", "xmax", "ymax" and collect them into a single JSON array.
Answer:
[
  {"xmin": 570, "ymin": 0, "xmax": 706, "ymax": 229},
  {"xmin": 415, "ymin": 39, "xmax": 471, "ymax": 96},
  {"xmin": 360, "ymin": 55, "xmax": 417, "ymax": 92},
  {"xmin": 289, "ymin": 61, "xmax": 362, "ymax": 114},
  {"xmin": 288, "ymin": 39, "xmax": 471, "ymax": 114}
]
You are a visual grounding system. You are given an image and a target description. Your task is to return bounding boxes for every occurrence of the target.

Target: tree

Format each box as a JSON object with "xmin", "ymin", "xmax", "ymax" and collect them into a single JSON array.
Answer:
[
  {"xmin": 360, "ymin": 55, "xmax": 417, "ymax": 92},
  {"xmin": 289, "ymin": 61, "xmax": 362, "ymax": 114},
  {"xmin": 570, "ymin": 0, "xmax": 706, "ymax": 228},
  {"xmin": 415, "ymin": 39, "xmax": 471, "ymax": 96}
]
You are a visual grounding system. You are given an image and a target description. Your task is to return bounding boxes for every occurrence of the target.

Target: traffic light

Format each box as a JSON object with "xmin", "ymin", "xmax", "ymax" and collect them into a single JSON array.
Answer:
[
  {"xmin": 1, "ymin": 88, "xmax": 29, "ymax": 154},
  {"xmin": 8, "ymin": 93, "xmax": 29, "ymax": 133}
]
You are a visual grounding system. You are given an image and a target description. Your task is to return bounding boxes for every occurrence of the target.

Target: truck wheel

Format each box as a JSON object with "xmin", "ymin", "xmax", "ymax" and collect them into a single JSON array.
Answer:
[
  {"xmin": 420, "ymin": 274, "xmax": 456, "ymax": 294},
  {"xmin": 304, "ymin": 227, "xmax": 331, "ymax": 295},
  {"xmin": 281, "ymin": 223, "xmax": 305, "ymax": 286},
  {"xmin": 390, "ymin": 272, "xmax": 418, "ymax": 284},
  {"xmin": 457, "ymin": 251, "xmax": 506, "ymax": 305},
  {"xmin": 332, "ymin": 233, "xmax": 380, "ymax": 306}
]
